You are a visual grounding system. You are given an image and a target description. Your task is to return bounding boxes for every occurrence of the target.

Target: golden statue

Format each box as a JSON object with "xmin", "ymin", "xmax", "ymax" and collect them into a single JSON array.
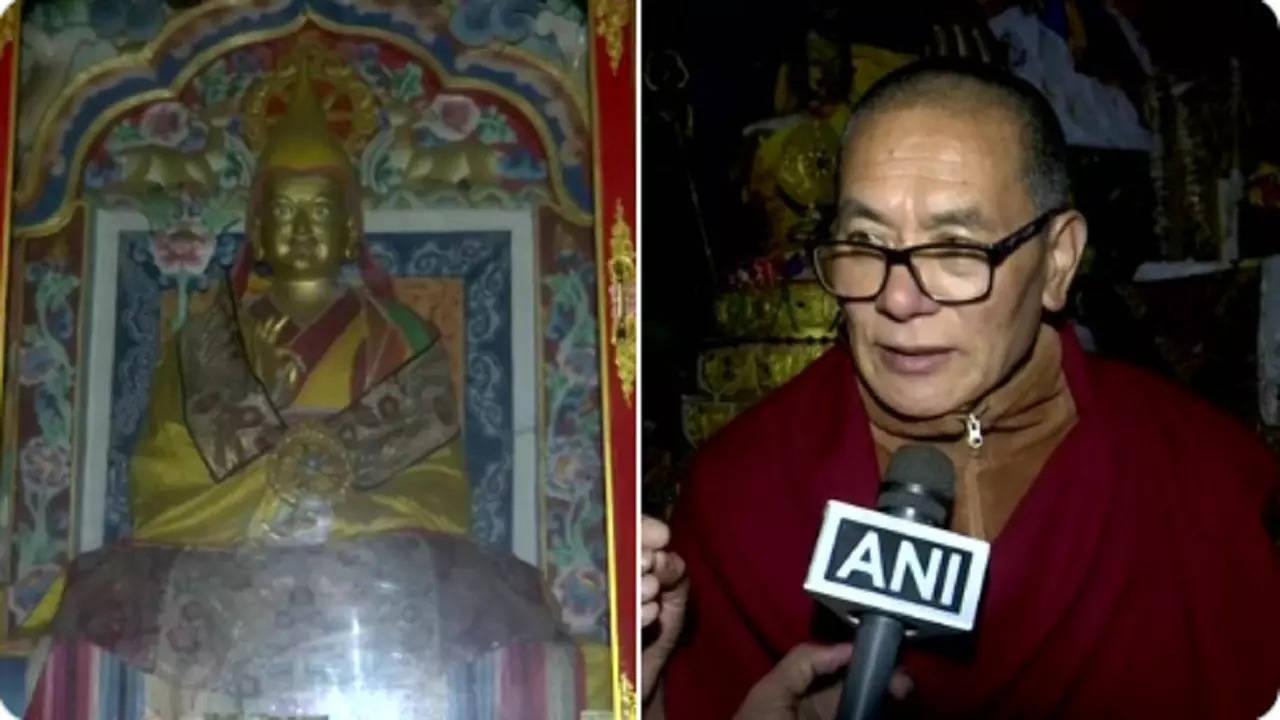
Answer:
[
  {"xmin": 31, "ymin": 54, "xmax": 571, "ymax": 717},
  {"xmin": 126, "ymin": 62, "xmax": 471, "ymax": 547}
]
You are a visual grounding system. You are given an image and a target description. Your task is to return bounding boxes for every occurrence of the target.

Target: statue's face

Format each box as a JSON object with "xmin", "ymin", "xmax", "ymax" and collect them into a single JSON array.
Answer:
[{"xmin": 255, "ymin": 173, "xmax": 355, "ymax": 280}]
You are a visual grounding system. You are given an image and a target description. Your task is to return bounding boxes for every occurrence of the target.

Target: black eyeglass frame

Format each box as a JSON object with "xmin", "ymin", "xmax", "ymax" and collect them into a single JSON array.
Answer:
[{"xmin": 808, "ymin": 206, "xmax": 1068, "ymax": 306}]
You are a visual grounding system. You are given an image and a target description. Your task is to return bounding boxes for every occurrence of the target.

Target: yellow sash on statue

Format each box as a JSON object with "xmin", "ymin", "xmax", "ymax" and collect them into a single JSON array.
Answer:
[
  {"xmin": 130, "ymin": 286, "xmax": 471, "ymax": 546},
  {"xmin": 22, "ymin": 283, "xmax": 471, "ymax": 633}
]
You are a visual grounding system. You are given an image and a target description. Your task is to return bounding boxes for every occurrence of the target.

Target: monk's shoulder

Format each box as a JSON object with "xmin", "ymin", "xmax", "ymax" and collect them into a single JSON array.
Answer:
[
  {"xmin": 1083, "ymin": 352, "xmax": 1276, "ymax": 496},
  {"xmin": 1085, "ymin": 353, "xmax": 1255, "ymax": 442}
]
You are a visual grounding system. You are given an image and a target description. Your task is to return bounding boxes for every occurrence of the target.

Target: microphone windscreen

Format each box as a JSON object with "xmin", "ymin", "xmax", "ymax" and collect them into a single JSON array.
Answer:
[{"xmin": 880, "ymin": 445, "xmax": 955, "ymax": 527}]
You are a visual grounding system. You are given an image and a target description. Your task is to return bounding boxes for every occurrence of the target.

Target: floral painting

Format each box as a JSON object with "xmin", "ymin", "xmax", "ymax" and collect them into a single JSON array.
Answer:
[
  {"xmin": 17, "ymin": 0, "xmax": 589, "ymax": 216},
  {"xmin": 5, "ymin": 229, "xmax": 84, "ymax": 629}
]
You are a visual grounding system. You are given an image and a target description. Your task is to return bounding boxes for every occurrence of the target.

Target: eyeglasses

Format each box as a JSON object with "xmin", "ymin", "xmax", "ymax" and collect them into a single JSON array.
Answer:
[{"xmin": 809, "ymin": 207, "xmax": 1065, "ymax": 305}]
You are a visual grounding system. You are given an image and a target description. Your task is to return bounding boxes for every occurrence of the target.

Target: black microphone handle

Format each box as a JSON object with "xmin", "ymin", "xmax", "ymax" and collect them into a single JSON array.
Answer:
[{"xmin": 836, "ymin": 613, "xmax": 905, "ymax": 720}]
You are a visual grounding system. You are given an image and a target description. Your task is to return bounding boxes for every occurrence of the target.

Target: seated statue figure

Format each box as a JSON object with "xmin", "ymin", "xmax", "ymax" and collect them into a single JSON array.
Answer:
[
  {"xmin": 32, "ymin": 66, "xmax": 570, "ymax": 718},
  {"xmin": 130, "ymin": 69, "xmax": 467, "ymax": 548}
]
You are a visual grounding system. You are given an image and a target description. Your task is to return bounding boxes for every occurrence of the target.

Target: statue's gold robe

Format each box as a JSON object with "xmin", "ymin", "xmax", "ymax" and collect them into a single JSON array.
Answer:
[{"xmin": 131, "ymin": 280, "xmax": 470, "ymax": 545}]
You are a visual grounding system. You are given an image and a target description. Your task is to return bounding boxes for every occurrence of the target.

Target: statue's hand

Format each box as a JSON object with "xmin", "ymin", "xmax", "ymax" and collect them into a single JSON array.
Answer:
[
  {"xmin": 270, "ymin": 347, "xmax": 304, "ymax": 398},
  {"xmin": 249, "ymin": 313, "xmax": 303, "ymax": 397},
  {"xmin": 253, "ymin": 313, "xmax": 290, "ymax": 356}
]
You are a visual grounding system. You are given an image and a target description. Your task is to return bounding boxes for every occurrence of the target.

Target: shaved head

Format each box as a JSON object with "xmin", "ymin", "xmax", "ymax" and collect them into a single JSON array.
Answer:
[{"xmin": 843, "ymin": 59, "xmax": 1070, "ymax": 214}]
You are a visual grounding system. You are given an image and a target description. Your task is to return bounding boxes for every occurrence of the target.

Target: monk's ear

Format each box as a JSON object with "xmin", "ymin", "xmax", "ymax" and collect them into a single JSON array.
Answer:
[{"xmin": 1041, "ymin": 209, "xmax": 1087, "ymax": 313}]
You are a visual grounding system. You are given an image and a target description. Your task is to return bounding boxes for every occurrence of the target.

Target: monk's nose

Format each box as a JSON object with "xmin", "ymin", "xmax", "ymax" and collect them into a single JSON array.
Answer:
[{"xmin": 876, "ymin": 264, "xmax": 937, "ymax": 321}]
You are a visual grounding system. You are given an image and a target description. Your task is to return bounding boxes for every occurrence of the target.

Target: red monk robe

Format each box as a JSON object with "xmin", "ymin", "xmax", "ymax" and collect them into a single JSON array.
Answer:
[{"xmin": 665, "ymin": 326, "xmax": 1280, "ymax": 718}]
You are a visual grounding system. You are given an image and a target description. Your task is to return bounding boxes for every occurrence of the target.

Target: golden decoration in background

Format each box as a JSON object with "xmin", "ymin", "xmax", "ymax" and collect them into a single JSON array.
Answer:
[
  {"xmin": 618, "ymin": 674, "xmax": 638, "ymax": 719},
  {"xmin": 688, "ymin": 277, "xmax": 837, "ymax": 443},
  {"xmin": 594, "ymin": 0, "xmax": 630, "ymax": 75},
  {"xmin": 775, "ymin": 118, "xmax": 840, "ymax": 212},
  {"xmin": 241, "ymin": 31, "xmax": 380, "ymax": 160},
  {"xmin": 682, "ymin": 396, "xmax": 748, "ymax": 448},
  {"xmin": 712, "ymin": 282, "xmax": 840, "ymax": 340},
  {"xmin": 696, "ymin": 342, "xmax": 831, "ymax": 401},
  {"xmin": 16, "ymin": 12, "xmax": 596, "ymax": 236},
  {"xmin": 608, "ymin": 198, "xmax": 636, "ymax": 405}
]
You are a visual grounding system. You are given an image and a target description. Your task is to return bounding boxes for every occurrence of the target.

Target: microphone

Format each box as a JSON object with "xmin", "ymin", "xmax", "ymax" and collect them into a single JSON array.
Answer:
[{"xmin": 803, "ymin": 445, "xmax": 991, "ymax": 720}]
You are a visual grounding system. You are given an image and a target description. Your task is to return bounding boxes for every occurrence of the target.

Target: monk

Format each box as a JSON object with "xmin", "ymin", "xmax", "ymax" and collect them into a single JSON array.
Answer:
[{"xmin": 643, "ymin": 59, "xmax": 1280, "ymax": 719}]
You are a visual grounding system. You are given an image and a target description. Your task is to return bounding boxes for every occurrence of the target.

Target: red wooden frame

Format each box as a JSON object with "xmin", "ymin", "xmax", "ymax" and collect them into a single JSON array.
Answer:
[{"xmin": 589, "ymin": 0, "xmax": 638, "ymax": 715}]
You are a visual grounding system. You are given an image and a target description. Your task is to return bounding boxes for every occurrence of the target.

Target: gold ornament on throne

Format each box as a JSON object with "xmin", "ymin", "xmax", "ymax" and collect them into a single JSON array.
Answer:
[{"xmin": 268, "ymin": 422, "xmax": 356, "ymax": 506}]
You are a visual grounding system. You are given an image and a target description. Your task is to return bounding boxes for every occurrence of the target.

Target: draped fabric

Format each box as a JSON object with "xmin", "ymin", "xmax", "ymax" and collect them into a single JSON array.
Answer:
[
  {"xmin": 664, "ymin": 326, "xmax": 1280, "ymax": 718},
  {"xmin": 130, "ymin": 277, "xmax": 470, "ymax": 546},
  {"xmin": 41, "ymin": 533, "xmax": 570, "ymax": 718}
]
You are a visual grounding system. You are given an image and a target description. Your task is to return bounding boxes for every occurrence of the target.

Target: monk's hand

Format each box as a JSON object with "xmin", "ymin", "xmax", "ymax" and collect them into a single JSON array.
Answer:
[
  {"xmin": 797, "ymin": 656, "xmax": 913, "ymax": 720},
  {"xmin": 734, "ymin": 643, "xmax": 912, "ymax": 720},
  {"xmin": 641, "ymin": 515, "xmax": 689, "ymax": 706}
]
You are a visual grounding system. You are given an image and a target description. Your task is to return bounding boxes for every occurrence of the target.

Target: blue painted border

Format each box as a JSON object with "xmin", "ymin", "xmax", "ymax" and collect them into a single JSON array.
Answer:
[{"xmin": 366, "ymin": 230, "xmax": 514, "ymax": 548}]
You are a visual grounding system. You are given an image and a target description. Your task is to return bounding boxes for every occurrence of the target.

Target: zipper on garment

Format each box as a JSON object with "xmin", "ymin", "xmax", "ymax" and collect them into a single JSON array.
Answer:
[
  {"xmin": 963, "ymin": 412, "xmax": 984, "ymax": 451},
  {"xmin": 958, "ymin": 411, "xmax": 986, "ymax": 536}
]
